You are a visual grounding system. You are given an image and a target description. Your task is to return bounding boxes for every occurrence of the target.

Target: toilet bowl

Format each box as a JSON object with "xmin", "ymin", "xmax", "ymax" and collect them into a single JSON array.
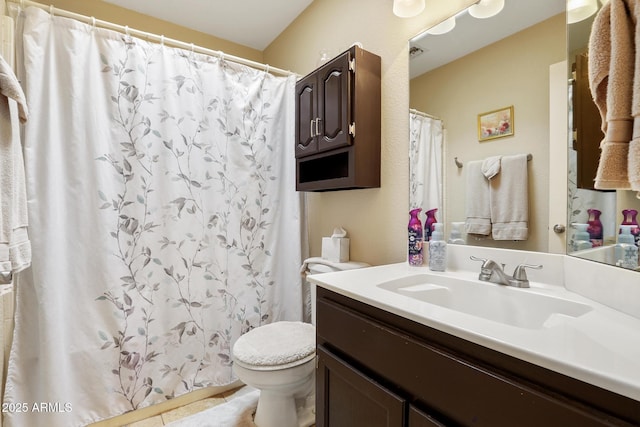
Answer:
[
  {"xmin": 232, "ymin": 321, "xmax": 316, "ymax": 427},
  {"xmin": 232, "ymin": 258, "xmax": 369, "ymax": 427}
]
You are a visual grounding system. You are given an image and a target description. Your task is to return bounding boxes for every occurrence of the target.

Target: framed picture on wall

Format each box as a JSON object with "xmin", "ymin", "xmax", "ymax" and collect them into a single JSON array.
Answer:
[{"xmin": 478, "ymin": 106, "xmax": 514, "ymax": 141}]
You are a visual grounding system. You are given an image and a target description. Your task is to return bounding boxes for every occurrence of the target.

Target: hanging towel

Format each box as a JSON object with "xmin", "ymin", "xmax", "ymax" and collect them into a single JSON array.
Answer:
[
  {"xmin": 589, "ymin": 0, "xmax": 637, "ymax": 189},
  {"xmin": 481, "ymin": 155, "xmax": 502, "ymax": 179},
  {"xmin": 489, "ymin": 154, "xmax": 528, "ymax": 240},
  {"xmin": 0, "ymin": 54, "xmax": 30, "ymax": 283},
  {"xmin": 464, "ymin": 160, "xmax": 491, "ymax": 236}
]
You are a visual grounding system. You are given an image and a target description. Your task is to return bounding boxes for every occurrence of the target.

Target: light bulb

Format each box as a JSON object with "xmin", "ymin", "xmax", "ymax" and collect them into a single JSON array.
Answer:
[
  {"xmin": 469, "ymin": 0, "xmax": 505, "ymax": 19},
  {"xmin": 393, "ymin": 0, "xmax": 426, "ymax": 18},
  {"xmin": 567, "ymin": 0, "xmax": 598, "ymax": 24},
  {"xmin": 426, "ymin": 16, "xmax": 456, "ymax": 35}
]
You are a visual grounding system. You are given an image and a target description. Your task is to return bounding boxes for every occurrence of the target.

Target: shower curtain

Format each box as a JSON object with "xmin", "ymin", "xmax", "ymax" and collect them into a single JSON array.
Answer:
[
  {"xmin": 5, "ymin": 7, "xmax": 302, "ymax": 427},
  {"xmin": 409, "ymin": 111, "xmax": 443, "ymax": 216}
]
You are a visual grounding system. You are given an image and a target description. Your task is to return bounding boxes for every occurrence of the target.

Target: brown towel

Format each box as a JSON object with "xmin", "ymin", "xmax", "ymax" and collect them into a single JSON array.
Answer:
[{"xmin": 588, "ymin": 0, "xmax": 637, "ymax": 190}]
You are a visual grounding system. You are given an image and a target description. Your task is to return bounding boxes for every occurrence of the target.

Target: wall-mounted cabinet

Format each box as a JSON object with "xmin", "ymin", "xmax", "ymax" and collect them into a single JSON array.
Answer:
[{"xmin": 295, "ymin": 46, "xmax": 381, "ymax": 191}]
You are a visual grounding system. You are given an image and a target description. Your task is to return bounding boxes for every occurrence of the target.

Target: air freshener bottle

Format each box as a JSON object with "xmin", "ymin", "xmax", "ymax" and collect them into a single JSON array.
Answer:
[
  {"xmin": 424, "ymin": 208, "xmax": 438, "ymax": 241},
  {"xmin": 408, "ymin": 208, "xmax": 424, "ymax": 266},
  {"xmin": 587, "ymin": 208, "xmax": 603, "ymax": 247},
  {"xmin": 429, "ymin": 223, "xmax": 447, "ymax": 271}
]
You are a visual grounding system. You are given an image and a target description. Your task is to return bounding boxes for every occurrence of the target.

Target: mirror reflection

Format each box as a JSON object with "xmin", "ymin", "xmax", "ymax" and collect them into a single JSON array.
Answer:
[
  {"xmin": 409, "ymin": 0, "xmax": 565, "ymax": 253},
  {"xmin": 567, "ymin": 2, "xmax": 640, "ymax": 269},
  {"xmin": 409, "ymin": 0, "xmax": 640, "ymax": 272}
]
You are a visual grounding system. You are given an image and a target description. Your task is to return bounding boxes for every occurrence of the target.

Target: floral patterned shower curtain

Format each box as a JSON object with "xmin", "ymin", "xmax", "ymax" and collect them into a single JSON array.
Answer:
[
  {"xmin": 4, "ymin": 7, "xmax": 302, "ymax": 427},
  {"xmin": 409, "ymin": 111, "xmax": 443, "ymax": 216}
]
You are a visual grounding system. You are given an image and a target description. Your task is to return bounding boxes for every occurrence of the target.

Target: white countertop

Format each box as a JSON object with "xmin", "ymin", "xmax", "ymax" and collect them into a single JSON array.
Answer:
[{"xmin": 308, "ymin": 262, "xmax": 640, "ymax": 402}]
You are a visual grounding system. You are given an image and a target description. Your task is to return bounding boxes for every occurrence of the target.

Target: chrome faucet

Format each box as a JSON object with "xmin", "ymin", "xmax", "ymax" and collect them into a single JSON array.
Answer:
[{"xmin": 470, "ymin": 256, "xmax": 542, "ymax": 288}]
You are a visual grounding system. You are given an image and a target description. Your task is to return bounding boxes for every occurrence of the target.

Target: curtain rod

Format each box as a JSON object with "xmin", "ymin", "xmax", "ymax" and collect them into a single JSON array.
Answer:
[
  {"xmin": 7, "ymin": 0, "xmax": 296, "ymax": 77},
  {"xmin": 410, "ymin": 108, "xmax": 441, "ymax": 121}
]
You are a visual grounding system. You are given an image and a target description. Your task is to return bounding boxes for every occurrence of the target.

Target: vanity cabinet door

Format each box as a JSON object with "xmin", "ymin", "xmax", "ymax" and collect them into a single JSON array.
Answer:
[
  {"xmin": 317, "ymin": 345, "xmax": 406, "ymax": 427},
  {"xmin": 408, "ymin": 406, "xmax": 447, "ymax": 427}
]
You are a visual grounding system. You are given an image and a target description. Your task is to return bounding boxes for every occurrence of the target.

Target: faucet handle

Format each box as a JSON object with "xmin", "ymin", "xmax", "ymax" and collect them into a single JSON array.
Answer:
[
  {"xmin": 470, "ymin": 255, "xmax": 487, "ymax": 264},
  {"xmin": 512, "ymin": 263, "xmax": 542, "ymax": 281}
]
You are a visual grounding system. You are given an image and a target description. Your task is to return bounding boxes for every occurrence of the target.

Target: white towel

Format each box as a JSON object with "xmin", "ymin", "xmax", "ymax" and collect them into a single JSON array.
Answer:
[
  {"xmin": 0, "ymin": 54, "xmax": 30, "ymax": 282},
  {"xmin": 481, "ymin": 155, "xmax": 502, "ymax": 179},
  {"xmin": 489, "ymin": 154, "xmax": 529, "ymax": 240},
  {"xmin": 464, "ymin": 160, "xmax": 491, "ymax": 236}
]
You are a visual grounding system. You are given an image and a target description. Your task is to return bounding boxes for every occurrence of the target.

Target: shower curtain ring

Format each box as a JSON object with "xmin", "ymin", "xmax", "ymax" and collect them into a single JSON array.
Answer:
[
  {"xmin": 125, "ymin": 25, "xmax": 130, "ymax": 36},
  {"xmin": 160, "ymin": 35, "xmax": 164, "ymax": 46},
  {"xmin": 265, "ymin": 64, "xmax": 270, "ymax": 74},
  {"xmin": 91, "ymin": 16, "xmax": 96, "ymax": 29},
  {"xmin": 49, "ymin": 4, "xmax": 54, "ymax": 16}
]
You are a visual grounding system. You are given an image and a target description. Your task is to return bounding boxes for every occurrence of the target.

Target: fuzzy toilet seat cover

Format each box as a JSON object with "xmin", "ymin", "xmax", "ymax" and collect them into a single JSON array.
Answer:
[{"xmin": 233, "ymin": 321, "xmax": 315, "ymax": 368}]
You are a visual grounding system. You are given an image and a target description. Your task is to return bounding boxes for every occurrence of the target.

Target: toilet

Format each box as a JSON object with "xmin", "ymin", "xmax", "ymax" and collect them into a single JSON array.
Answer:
[{"xmin": 231, "ymin": 257, "xmax": 369, "ymax": 427}]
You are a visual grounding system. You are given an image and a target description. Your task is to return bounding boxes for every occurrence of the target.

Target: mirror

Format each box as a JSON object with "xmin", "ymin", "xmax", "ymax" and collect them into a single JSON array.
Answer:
[
  {"xmin": 567, "ymin": 4, "xmax": 640, "ymax": 268},
  {"xmin": 409, "ymin": 0, "xmax": 640, "ymax": 272},
  {"xmin": 409, "ymin": 0, "xmax": 565, "ymax": 253}
]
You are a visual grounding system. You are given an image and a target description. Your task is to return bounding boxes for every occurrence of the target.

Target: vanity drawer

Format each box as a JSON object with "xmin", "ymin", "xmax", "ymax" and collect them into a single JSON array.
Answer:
[{"xmin": 316, "ymin": 294, "xmax": 634, "ymax": 427}]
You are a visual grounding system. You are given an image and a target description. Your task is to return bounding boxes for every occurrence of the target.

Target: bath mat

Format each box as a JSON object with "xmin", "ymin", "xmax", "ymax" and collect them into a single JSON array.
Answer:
[{"xmin": 165, "ymin": 387, "xmax": 259, "ymax": 427}]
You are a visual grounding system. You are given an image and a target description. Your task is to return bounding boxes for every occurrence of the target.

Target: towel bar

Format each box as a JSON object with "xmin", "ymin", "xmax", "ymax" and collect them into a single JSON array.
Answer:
[{"xmin": 455, "ymin": 153, "xmax": 532, "ymax": 169}]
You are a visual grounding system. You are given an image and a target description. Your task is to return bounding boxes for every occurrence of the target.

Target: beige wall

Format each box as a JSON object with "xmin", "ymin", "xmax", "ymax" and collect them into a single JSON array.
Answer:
[
  {"xmin": 410, "ymin": 14, "xmax": 566, "ymax": 252},
  {"xmin": 265, "ymin": 0, "xmax": 477, "ymax": 265}
]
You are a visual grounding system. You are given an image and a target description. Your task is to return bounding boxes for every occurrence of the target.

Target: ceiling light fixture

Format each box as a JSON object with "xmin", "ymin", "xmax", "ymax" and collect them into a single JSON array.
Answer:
[
  {"xmin": 426, "ymin": 16, "xmax": 456, "ymax": 35},
  {"xmin": 567, "ymin": 0, "xmax": 598, "ymax": 23},
  {"xmin": 468, "ymin": 0, "xmax": 505, "ymax": 19},
  {"xmin": 393, "ymin": 0, "xmax": 426, "ymax": 18}
]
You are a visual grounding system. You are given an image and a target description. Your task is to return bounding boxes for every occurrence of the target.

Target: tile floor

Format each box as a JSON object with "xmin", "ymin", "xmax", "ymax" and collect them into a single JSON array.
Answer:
[{"xmin": 124, "ymin": 386, "xmax": 243, "ymax": 427}]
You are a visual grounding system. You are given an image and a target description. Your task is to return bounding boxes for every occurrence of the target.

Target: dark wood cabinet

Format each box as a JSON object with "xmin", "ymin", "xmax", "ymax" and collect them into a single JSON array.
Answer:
[
  {"xmin": 573, "ymin": 53, "xmax": 606, "ymax": 190},
  {"xmin": 295, "ymin": 46, "xmax": 380, "ymax": 191},
  {"xmin": 317, "ymin": 346, "xmax": 406, "ymax": 427},
  {"xmin": 316, "ymin": 287, "xmax": 640, "ymax": 427}
]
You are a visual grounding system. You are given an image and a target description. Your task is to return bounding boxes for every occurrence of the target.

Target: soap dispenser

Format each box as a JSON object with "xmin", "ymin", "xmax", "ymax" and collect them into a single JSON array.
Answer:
[
  {"xmin": 571, "ymin": 223, "xmax": 593, "ymax": 251},
  {"xmin": 615, "ymin": 225, "xmax": 638, "ymax": 270},
  {"xmin": 429, "ymin": 223, "xmax": 447, "ymax": 271},
  {"xmin": 448, "ymin": 222, "xmax": 466, "ymax": 244}
]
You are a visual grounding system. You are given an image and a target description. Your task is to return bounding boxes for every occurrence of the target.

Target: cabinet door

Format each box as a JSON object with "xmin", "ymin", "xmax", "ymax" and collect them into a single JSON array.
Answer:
[
  {"xmin": 295, "ymin": 72, "xmax": 318, "ymax": 157},
  {"xmin": 317, "ymin": 346, "xmax": 405, "ymax": 427},
  {"xmin": 573, "ymin": 53, "xmax": 605, "ymax": 190},
  {"xmin": 408, "ymin": 406, "xmax": 447, "ymax": 427},
  {"xmin": 317, "ymin": 51, "xmax": 352, "ymax": 153}
]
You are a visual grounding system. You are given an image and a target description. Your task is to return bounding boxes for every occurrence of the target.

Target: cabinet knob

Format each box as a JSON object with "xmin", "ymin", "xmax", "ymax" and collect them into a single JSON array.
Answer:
[{"xmin": 553, "ymin": 224, "xmax": 566, "ymax": 234}]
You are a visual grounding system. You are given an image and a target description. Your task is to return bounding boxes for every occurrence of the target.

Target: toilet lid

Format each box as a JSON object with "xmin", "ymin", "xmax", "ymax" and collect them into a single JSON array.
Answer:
[{"xmin": 232, "ymin": 321, "xmax": 315, "ymax": 369}]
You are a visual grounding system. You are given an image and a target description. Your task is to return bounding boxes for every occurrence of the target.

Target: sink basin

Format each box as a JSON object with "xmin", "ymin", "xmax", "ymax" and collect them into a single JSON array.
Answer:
[{"xmin": 377, "ymin": 274, "xmax": 592, "ymax": 329}]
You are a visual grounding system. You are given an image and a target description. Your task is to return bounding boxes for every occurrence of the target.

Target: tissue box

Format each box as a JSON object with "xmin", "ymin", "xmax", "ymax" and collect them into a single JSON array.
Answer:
[{"xmin": 322, "ymin": 237, "xmax": 350, "ymax": 263}]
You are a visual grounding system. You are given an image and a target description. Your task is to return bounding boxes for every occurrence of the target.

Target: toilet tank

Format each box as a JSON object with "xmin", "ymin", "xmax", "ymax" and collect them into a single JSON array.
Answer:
[{"xmin": 302, "ymin": 258, "xmax": 369, "ymax": 325}]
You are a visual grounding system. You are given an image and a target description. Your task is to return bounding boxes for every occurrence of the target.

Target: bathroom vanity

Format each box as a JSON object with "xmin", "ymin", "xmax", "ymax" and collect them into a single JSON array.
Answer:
[{"xmin": 310, "ymin": 251, "xmax": 640, "ymax": 427}]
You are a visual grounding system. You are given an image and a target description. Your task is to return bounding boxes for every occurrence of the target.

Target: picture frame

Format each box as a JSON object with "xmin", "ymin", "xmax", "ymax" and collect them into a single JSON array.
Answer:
[{"xmin": 478, "ymin": 105, "xmax": 514, "ymax": 141}]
